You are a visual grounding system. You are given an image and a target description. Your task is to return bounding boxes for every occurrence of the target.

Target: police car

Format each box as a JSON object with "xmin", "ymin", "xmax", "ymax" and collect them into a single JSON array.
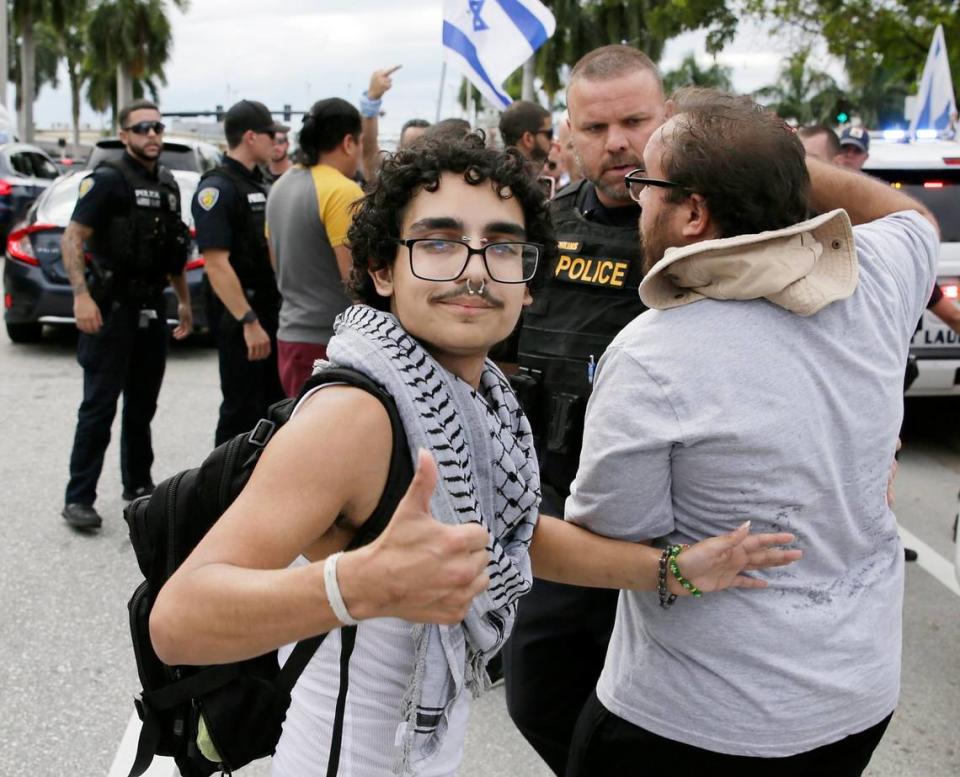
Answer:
[{"xmin": 863, "ymin": 136, "xmax": 960, "ymax": 396}]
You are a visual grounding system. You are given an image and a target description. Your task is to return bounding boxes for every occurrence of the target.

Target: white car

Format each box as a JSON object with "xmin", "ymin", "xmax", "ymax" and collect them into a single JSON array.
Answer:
[{"xmin": 863, "ymin": 137, "xmax": 960, "ymax": 396}]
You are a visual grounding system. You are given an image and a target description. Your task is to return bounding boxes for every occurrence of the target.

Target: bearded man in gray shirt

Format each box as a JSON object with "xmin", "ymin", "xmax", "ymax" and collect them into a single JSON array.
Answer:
[{"xmin": 565, "ymin": 89, "xmax": 940, "ymax": 776}]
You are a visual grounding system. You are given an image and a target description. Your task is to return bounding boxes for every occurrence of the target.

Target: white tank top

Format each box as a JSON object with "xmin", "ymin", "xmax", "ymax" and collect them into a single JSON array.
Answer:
[{"xmin": 271, "ymin": 556, "xmax": 471, "ymax": 777}]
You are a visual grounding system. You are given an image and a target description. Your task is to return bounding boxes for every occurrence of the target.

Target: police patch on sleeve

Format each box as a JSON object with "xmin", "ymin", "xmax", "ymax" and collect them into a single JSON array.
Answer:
[
  {"xmin": 78, "ymin": 178, "xmax": 94, "ymax": 198},
  {"xmin": 197, "ymin": 187, "xmax": 220, "ymax": 211}
]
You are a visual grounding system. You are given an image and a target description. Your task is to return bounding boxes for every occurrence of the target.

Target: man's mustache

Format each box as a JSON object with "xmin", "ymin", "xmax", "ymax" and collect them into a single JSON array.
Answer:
[{"xmin": 432, "ymin": 281, "xmax": 505, "ymax": 308}]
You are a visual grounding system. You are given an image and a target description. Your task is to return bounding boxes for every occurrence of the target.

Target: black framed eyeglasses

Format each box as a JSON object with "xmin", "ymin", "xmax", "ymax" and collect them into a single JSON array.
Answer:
[
  {"xmin": 123, "ymin": 121, "xmax": 165, "ymax": 136},
  {"xmin": 624, "ymin": 168, "xmax": 689, "ymax": 203},
  {"xmin": 395, "ymin": 238, "xmax": 540, "ymax": 283},
  {"xmin": 536, "ymin": 128, "xmax": 554, "ymax": 141}
]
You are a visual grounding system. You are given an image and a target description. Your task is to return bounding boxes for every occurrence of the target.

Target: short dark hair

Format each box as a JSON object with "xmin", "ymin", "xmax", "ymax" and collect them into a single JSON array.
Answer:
[
  {"xmin": 498, "ymin": 100, "xmax": 551, "ymax": 147},
  {"xmin": 296, "ymin": 98, "xmax": 362, "ymax": 166},
  {"xmin": 119, "ymin": 99, "xmax": 159, "ymax": 129},
  {"xmin": 659, "ymin": 87, "xmax": 810, "ymax": 238},
  {"xmin": 569, "ymin": 45, "xmax": 661, "ymax": 86},
  {"xmin": 798, "ymin": 124, "xmax": 842, "ymax": 158},
  {"xmin": 420, "ymin": 117, "xmax": 472, "ymax": 144},
  {"xmin": 346, "ymin": 133, "xmax": 557, "ymax": 311},
  {"xmin": 400, "ymin": 118, "xmax": 430, "ymax": 143}
]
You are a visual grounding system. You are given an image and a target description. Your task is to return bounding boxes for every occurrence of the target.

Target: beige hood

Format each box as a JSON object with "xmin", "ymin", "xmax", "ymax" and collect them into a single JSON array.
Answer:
[{"xmin": 638, "ymin": 209, "xmax": 858, "ymax": 316}]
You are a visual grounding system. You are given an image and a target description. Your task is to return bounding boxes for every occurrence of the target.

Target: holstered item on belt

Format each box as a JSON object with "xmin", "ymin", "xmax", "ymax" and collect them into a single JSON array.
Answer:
[
  {"xmin": 85, "ymin": 259, "xmax": 115, "ymax": 308},
  {"xmin": 508, "ymin": 367, "xmax": 544, "ymax": 437},
  {"xmin": 546, "ymin": 392, "xmax": 585, "ymax": 455}
]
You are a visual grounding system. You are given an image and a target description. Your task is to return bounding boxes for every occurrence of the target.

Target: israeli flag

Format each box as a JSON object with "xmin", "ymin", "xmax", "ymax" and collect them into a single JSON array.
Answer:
[
  {"xmin": 443, "ymin": 0, "xmax": 556, "ymax": 109},
  {"xmin": 909, "ymin": 25, "xmax": 957, "ymax": 136}
]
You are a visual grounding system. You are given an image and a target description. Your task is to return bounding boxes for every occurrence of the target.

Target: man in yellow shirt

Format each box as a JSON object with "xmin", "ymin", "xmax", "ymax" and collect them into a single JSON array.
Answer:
[{"xmin": 266, "ymin": 98, "xmax": 364, "ymax": 396}]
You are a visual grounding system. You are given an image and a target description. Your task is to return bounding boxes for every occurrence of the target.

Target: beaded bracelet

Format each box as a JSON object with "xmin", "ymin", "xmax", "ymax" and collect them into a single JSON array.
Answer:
[
  {"xmin": 667, "ymin": 545, "xmax": 702, "ymax": 598},
  {"xmin": 657, "ymin": 546, "xmax": 678, "ymax": 608}
]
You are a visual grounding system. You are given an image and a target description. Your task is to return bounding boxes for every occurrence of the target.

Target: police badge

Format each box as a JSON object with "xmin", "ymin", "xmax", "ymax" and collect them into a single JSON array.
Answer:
[{"xmin": 197, "ymin": 187, "xmax": 220, "ymax": 211}]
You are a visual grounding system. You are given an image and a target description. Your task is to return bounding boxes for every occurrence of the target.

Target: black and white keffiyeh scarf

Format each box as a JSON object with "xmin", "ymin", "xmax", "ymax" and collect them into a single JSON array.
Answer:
[{"xmin": 323, "ymin": 305, "xmax": 540, "ymax": 775}]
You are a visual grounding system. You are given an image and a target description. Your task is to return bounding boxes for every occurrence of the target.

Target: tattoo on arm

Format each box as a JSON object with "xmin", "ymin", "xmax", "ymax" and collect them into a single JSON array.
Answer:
[{"xmin": 62, "ymin": 222, "xmax": 93, "ymax": 296}]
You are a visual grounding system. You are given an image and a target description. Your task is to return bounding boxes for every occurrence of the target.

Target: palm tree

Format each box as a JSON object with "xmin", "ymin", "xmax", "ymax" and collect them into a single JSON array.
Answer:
[
  {"xmin": 86, "ymin": 0, "xmax": 188, "ymax": 126},
  {"xmin": 12, "ymin": 0, "xmax": 81, "ymax": 141},
  {"xmin": 662, "ymin": 52, "xmax": 734, "ymax": 95},
  {"xmin": 753, "ymin": 48, "xmax": 839, "ymax": 125}
]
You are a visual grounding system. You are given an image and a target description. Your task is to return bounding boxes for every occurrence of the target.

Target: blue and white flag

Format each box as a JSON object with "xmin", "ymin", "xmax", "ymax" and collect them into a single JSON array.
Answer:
[
  {"xmin": 442, "ymin": 0, "xmax": 556, "ymax": 109},
  {"xmin": 909, "ymin": 25, "xmax": 957, "ymax": 136}
]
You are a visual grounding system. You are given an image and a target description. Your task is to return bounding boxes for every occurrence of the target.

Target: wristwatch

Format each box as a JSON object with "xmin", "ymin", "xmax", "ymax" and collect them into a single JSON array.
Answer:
[{"xmin": 239, "ymin": 309, "xmax": 258, "ymax": 325}]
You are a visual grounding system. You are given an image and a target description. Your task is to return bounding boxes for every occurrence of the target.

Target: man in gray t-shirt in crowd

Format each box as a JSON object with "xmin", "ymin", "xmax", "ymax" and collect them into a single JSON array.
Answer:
[
  {"xmin": 266, "ymin": 98, "xmax": 364, "ymax": 397},
  {"xmin": 565, "ymin": 88, "xmax": 939, "ymax": 776}
]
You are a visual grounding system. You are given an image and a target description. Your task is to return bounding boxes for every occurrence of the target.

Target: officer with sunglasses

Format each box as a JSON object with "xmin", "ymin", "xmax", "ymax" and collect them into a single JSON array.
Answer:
[
  {"xmin": 60, "ymin": 99, "xmax": 192, "ymax": 531},
  {"xmin": 192, "ymin": 100, "xmax": 288, "ymax": 445}
]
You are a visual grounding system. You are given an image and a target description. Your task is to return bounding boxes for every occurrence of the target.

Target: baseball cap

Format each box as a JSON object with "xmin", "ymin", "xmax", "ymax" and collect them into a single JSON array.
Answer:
[
  {"xmin": 639, "ymin": 209, "xmax": 858, "ymax": 317},
  {"xmin": 224, "ymin": 100, "xmax": 288, "ymax": 137},
  {"xmin": 839, "ymin": 126, "xmax": 870, "ymax": 153}
]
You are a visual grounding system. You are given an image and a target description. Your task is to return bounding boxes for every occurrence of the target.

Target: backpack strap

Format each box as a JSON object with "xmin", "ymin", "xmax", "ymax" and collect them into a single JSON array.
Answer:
[
  {"xmin": 325, "ymin": 625, "xmax": 358, "ymax": 777},
  {"xmin": 275, "ymin": 367, "xmax": 413, "ymax": 776},
  {"xmin": 274, "ymin": 365, "xmax": 413, "ymax": 701}
]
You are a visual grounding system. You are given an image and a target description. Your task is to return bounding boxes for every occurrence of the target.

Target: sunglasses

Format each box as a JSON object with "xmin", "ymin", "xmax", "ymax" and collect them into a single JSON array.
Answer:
[
  {"xmin": 273, "ymin": 135, "xmax": 289, "ymax": 145},
  {"xmin": 123, "ymin": 121, "xmax": 165, "ymax": 135},
  {"xmin": 536, "ymin": 128, "xmax": 554, "ymax": 141}
]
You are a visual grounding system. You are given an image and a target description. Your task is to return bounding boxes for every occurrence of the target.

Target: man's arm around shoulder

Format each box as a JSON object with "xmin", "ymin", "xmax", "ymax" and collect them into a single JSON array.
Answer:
[{"xmin": 807, "ymin": 156, "xmax": 940, "ymax": 236}]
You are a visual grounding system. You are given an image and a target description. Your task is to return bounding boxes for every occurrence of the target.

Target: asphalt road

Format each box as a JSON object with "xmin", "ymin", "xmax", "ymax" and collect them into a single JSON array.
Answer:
[{"xmin": 0, "ymin": 325, "xmax": 957, "ymax": 777}]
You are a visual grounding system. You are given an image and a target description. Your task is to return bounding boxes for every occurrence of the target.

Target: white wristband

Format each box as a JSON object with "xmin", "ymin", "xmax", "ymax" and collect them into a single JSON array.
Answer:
[{"xmin": 324, "ymin": 551, "xmax": 359, "ymax": 626}]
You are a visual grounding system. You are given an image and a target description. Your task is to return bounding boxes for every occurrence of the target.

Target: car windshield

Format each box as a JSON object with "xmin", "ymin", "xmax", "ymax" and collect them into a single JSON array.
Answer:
[
  {"xmin": 869, "ymin": 169, "xmax": 960, "ymax": 242},
  {"xmin": 85, "ymin": 141, "xmax": 200, "ymax": 173}
]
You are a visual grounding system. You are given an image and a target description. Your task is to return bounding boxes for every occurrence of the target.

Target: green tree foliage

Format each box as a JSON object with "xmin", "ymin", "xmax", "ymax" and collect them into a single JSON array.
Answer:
[
  {"xmin": 746, "ymin": 1, "xmax": 959, "ymax": 125},
  {"xmin": 12, "ymin": 0, "xmax": 84, "ymax": 141},
  {"xmin": 753, "ymin": 47, "xmax": 840, "ymax": 124},
  {"xmin": 535, "ymin": 0, "xmax": 740, "ymax": 103},
  {"xmin": 8, "ymin": 20, "xmax": 60, "ymax": 107},
  {"xmin": 662, "ymin": 52, "xmax": 733, "ymax": 95},
  {"xmin": 86, "ymin": 0, "xmax": 188, "ymax": 121}
]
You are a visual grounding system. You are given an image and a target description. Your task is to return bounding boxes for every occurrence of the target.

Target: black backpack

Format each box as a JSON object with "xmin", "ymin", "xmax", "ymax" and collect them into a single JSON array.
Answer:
[{"xmin": 123, "ymin": 367, "xmax": 413, "ymax": 777}]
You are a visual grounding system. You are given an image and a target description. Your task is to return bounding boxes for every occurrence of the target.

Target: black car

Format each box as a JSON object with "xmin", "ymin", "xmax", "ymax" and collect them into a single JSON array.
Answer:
[
  {"xmin": 0, "ymin": 142, "xmax": 61, "ymax": 241},
  {"xmin": 3, "ymin": 137, "xmax": 219, "ymax": 343}
]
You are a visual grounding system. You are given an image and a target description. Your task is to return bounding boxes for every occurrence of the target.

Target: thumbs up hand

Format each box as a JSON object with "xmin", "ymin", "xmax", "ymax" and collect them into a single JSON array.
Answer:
[{"xmin": 336, "ymin": 449, "xmax": 490, "ymax": 624}]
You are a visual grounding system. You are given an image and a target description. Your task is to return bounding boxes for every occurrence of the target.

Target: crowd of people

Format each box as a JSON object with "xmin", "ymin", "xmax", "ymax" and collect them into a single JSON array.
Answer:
[{"xmin": 57, "ymin": 42, "xmax": 945, "ymax": 777}]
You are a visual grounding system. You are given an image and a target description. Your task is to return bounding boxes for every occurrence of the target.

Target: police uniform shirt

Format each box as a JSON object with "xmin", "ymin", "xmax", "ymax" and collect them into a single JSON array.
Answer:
[
  {"xmin": 192, "ymin": 156, "xmax": 266, "ymax": 252},
  {"xmin": 575, "ymin": 182, "xmax": 639, "ymax": 228},
  {"xmin": 71, "ymin": 152, "xmax": 166, "ymax": 231}
]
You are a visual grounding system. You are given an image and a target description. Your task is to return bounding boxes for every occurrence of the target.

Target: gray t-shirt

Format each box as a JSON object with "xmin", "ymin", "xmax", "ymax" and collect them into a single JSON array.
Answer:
[
  {"xmin": 565, "ymin": 211, "xmax": 938, "ymax": 757},
  {"xmin": 267, "ymin": 165, "xmax": 362, "ymax": 344}
]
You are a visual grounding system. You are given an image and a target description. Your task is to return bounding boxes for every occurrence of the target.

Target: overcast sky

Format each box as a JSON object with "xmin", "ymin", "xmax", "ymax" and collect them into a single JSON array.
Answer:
[{"xmin": 30, "ymin": 0, "xmax": 833, "ymax": 140}]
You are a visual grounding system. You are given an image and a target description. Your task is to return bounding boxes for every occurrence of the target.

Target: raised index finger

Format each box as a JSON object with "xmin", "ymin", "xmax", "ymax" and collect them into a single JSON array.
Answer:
[{"xmin": 383, "ymin": 64, "xmax": 402, "ymax": 76}]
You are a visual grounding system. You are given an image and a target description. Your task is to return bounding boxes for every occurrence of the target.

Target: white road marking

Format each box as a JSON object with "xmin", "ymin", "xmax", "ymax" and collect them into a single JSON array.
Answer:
[
  {"xmin": 108, "ymin": 711, "xmax": 176, "ymax": 777},
  {"xmin": 899, "ymin": 525, "xmax": 960, "ymax": 597}
]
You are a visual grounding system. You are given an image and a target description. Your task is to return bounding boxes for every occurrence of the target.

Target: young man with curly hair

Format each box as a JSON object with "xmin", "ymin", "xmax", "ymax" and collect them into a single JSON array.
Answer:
[{"xmin": 150, "ymin": 136, "xmax": 799, "ymax": 777}]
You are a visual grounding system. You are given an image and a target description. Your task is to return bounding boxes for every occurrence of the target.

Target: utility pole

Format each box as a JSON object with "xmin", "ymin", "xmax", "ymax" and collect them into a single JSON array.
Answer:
[
  {"xmin": 521, "ymin": 58, "xmax": 535, "ymax": 101},
  {"xmin": 0, "ymin": 0, "xmax": 8, "ymax": 109}
]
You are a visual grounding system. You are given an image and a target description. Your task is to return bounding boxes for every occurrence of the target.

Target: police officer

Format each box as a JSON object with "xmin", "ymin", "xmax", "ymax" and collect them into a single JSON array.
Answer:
[
  {"xmin": 61, "ymin": 99, "xmax": 192, "ymax": 530},
  {"xmin": 193, "ymin": 100, "xmax": 286, "ymax": 445},
  {"xmin": 504, "ymin": 46, "xmax": 667, "ymax": 775}
]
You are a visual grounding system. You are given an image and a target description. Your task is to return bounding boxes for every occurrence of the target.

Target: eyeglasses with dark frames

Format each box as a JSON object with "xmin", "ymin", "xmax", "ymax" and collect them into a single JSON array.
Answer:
[
  {"xmin": 123, "ymin": 120, "xmax": 165, "ymax": 136},
  {"xmin": 624, "ymin": 168, "xmax": 689, "ymax": 203},
  {"xmin": 394, "ymin": 238, "xmax": 541, "ymax": 284},
  {"xmin": 536, "ymin": 128, "xmax": 554, "ymax": 141}
]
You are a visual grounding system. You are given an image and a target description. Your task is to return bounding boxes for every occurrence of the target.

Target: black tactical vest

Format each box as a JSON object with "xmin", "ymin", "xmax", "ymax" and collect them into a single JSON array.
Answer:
[
  {"xmin": 199, "ymin": 164, "xmax": 274, "ymax": 293},
  {"xmin": 95, "ymin": 158, "xmax": 188, "ymax": 299},
  {"xmin": 517, "ymin": 180, "xmax": 646, "ymax": 493}
]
